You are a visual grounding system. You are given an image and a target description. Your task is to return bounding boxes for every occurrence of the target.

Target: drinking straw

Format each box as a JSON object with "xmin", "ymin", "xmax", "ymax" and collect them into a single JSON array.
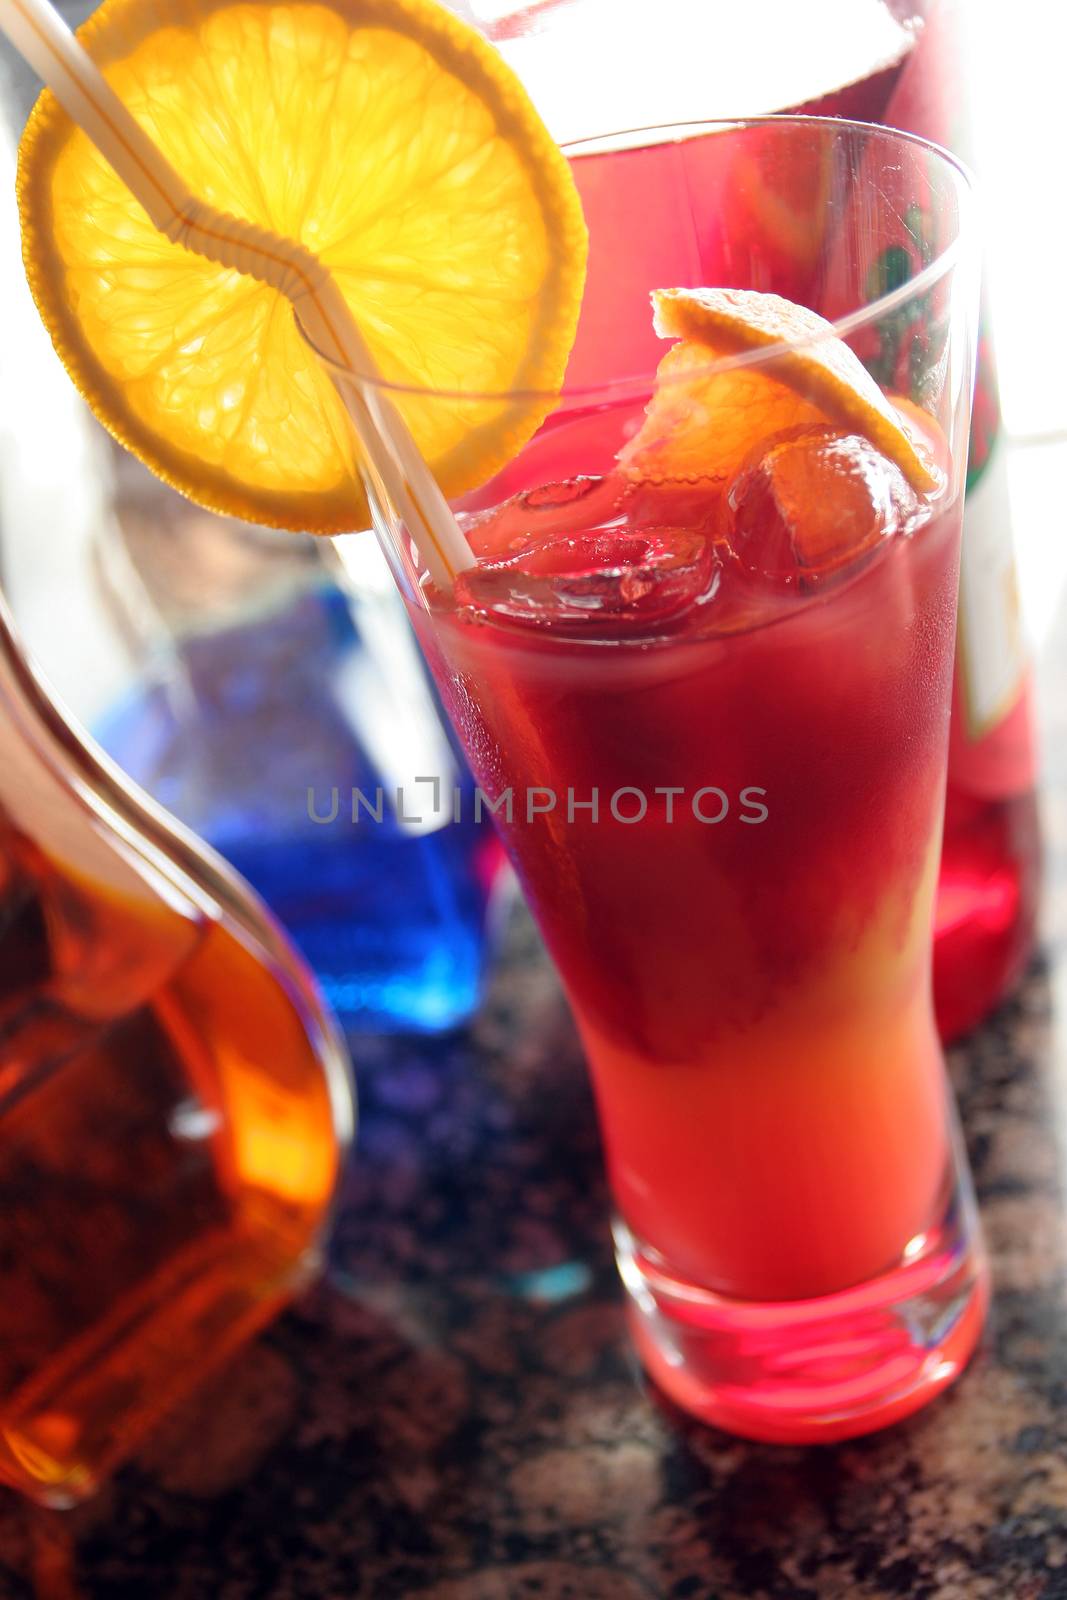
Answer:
[{"xmin": 0, "ymin": 0, "xmax": 476, "ymax": 591}]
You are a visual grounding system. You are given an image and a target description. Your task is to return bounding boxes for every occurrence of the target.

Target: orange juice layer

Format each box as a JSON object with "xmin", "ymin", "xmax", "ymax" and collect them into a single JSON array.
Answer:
[{"xmin": 582, "ymin": 841, "xmax": 946, "ymax": 1301}]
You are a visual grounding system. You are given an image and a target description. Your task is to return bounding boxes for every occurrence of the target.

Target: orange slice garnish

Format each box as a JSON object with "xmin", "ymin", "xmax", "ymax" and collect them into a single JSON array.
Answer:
[
  {"xmin": 17, "ymin": 0, "xmax": 588, "ymax": 533},
  {"xmin": 622, "ymin": 287, "xmax": 937, "ymax": 494}
]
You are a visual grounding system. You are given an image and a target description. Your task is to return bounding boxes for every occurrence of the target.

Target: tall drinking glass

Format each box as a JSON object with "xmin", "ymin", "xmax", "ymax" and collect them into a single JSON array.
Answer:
[{"xmin": 321, "ymin": 118, "xmax": 987, "ymax": 1442}]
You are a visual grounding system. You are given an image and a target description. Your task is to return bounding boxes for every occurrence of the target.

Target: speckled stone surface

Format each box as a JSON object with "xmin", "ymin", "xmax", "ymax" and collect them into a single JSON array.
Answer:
[{"xmin": 1, "ymin": 887, "xmax": 1066, "ymax": 1600}]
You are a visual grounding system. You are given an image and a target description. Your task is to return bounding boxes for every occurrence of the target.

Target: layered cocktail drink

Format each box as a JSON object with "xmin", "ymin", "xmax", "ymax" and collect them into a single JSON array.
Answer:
[
  {"xmin": 422, "ymin": 428, "xmax": 958, "ymax": 1306},
  {"xmin": 386, "ymin": 121, "xmax": 990, "ymax": 1441}
]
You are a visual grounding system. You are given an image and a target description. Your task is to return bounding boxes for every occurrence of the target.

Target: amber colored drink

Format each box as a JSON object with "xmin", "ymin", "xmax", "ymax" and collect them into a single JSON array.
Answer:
[
  {"xmin": 0, "ymin": 853, "xmax": 340, "ymax": 1501},
  {"xmin": 0, "ymin": 628, "xmax": 346, "ymax": 1503}
]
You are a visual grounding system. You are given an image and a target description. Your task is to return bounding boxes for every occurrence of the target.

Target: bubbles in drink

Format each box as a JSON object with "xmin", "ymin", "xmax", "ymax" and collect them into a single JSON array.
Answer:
[{"xmin": 725, "ymin": 426, "xmax": 920, "ymax": 592}]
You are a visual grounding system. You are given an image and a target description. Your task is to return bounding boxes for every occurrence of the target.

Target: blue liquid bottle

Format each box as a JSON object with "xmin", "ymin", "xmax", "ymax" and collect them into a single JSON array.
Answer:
[{"xmin": 92, "ymin": 504, "xmax": 505, "ymax": 1035}]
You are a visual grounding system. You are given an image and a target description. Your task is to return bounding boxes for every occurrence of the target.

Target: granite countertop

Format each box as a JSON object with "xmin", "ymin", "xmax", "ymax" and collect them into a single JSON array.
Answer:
[{"xmin": 1, "ymin": 885, "xmax": 1066, "ymax": 1599}]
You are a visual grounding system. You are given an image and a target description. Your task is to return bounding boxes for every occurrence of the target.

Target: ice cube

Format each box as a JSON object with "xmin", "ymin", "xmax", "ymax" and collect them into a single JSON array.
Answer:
[
  {"xmin": 461, "ymin": 475, "xmax": 630, "ymax": 561},
  {"xmin": 454, "ymin": 529, "xmax": 718, "ymax": 635},
  {"xmin": 726, "ymin": 426, "xmax": 920, "ymax": 591}
]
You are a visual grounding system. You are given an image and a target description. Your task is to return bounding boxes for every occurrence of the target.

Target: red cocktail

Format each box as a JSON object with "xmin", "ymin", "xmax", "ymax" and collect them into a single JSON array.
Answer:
[
  {"xmin": 350, "ymin": 118, "xmax": 989, "ymax": 1442},
  {"xmin": 424, "ymin": 436, "xmax": 957, "ymax": 1306}
]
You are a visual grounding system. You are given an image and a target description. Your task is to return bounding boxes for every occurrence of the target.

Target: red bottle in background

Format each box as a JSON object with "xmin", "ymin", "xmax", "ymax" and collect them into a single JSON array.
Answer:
[
  {"xmin": 454, "ymin": 0, "xmax": 1041, "ymax": 1040},
  {"xmin": 811, "ymin": 0, "xmax": 1041, "ymax": 1041}
]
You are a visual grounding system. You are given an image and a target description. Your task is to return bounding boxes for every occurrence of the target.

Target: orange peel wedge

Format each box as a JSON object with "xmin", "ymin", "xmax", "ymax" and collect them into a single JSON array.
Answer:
[{"xmin": 637, "ymin": 287, "xmax": 938, "ymax": 495}]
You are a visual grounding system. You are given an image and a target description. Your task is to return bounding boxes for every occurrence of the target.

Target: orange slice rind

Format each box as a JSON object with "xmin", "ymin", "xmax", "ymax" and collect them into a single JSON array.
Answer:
[{"xmin": 638, "ymin": 287, "xmax": 938, "ymax": 495}]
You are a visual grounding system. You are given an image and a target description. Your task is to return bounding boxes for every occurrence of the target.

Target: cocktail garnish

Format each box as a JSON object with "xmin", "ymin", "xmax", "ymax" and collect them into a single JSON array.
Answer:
[
  {"xmin": 621, "ymin": 287, "xmax": 939, "ymax": 495},
  {"xmin": 16, "ymin": 0, "xmax": 588, "ymax": 534}
]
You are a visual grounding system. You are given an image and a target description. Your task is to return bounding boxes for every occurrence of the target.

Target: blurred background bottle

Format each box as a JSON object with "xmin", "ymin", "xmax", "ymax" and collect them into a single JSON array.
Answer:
[
  {"xmin": 452, "ymin": 0, "xmax": 1041, "ymax": 1041},
  {"xmin": 870, "ymin": 1, "xmax": 1042, "ymax": 1042},
  {"xmin": 84, "ymin": 481, "xmax": 507, "ymax": 1035}
]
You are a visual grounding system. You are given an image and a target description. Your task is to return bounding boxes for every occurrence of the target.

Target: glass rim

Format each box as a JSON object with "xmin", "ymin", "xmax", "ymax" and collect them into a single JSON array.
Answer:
[{"xmin": 299, "ymin": 113, "xmax": 977, "ymax": 405}]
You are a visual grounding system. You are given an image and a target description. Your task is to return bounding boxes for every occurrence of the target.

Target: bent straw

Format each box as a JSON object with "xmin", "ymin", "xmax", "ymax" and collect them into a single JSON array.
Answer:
[{"xmin": 0, "ymin": 0, "xmax": 475, "ymax": 591}]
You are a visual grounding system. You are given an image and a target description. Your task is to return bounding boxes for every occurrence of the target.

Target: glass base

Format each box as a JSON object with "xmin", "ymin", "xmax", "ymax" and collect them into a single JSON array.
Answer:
[{"xmin": 615, "ymin": 1181, "xmax": 990, "ymax": 1444}]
